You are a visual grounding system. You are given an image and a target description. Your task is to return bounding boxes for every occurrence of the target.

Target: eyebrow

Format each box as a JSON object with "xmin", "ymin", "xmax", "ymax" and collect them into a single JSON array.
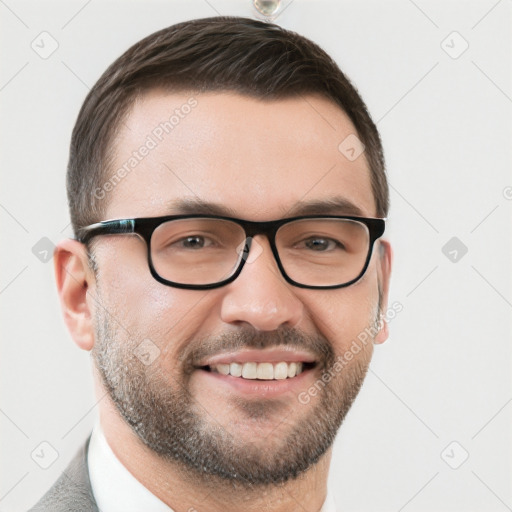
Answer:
[
  {"xmin": 285, "ymin": 197, "xmax": 365, "ymax": 217},
  {"xmin": 166, "ymin": 196, "xmax": 366, "ymax": 218}
]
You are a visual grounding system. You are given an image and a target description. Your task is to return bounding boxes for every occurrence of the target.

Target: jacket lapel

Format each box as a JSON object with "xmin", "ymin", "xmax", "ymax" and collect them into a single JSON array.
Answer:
[{"xmin": 29, "ymin": 435, "xmax": 99, "ymax": 512}]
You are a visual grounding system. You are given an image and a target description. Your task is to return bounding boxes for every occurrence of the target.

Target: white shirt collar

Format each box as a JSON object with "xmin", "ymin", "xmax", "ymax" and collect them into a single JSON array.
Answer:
[
  {"xmin": 88, "ymin": 421, "xmax": 338, "ymax": 511},
  {"xmin": 88, "ymin": 421, "xmax": 173, "ymax": 512}
]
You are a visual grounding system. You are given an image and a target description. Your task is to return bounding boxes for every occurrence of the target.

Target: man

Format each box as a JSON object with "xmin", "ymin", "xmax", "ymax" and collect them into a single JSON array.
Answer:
[{"xmin": 31, "ymin": 15, "xmax": 392, "ymax": 512}]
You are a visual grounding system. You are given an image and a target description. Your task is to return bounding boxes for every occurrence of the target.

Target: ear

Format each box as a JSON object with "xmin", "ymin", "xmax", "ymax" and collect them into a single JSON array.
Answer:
[
  {"xmin": 374, "ymin": 239, "xmax": 392, "ymax": 344},
  {"xmin": 54, "ymin": 239, "xmax": 96, "ymax": 351}
]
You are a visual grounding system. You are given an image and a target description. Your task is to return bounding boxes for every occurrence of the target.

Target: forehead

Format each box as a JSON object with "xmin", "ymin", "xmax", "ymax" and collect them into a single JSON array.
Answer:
[{"xmin": 106, "ymin": 90, "xmax": 376, "ymax": 220}]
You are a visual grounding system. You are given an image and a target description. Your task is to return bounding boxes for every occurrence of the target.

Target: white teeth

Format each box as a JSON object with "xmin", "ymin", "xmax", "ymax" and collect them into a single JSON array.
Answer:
[
  {"xmin": 210, "ymin": 361, "xmax": 309, "ymax": 380},
  {"xmin": 242, "ymin": 362, "xmax": 257, "ymax": 379},
  {"xmin": 257, "ymin": 362, "xmax": 274, "ymax": 380},
  {"xmin": 217, "ymin": 363, "xmax": 230, "ymax": 375},
  {"xmin": 274, "ymin": 362, "xmax": 288, "ymax": 380},
  {"xmin": 230, "ymin": 362, "xmax": 243, "ymax": 377}
]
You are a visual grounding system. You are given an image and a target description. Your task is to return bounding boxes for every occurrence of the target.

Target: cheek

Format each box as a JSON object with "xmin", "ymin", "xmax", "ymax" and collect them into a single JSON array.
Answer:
[
  {"xmin": 95, "ymin": 239, "xmax": 215, "ymax": 363},
  {"xmin": 304, "ymin": 269, "xmax": 379, "ymax": 355}
]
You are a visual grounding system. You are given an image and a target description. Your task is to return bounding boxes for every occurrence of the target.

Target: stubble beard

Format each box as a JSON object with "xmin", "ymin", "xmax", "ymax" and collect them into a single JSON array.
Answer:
[{"xmin": 91, "ymin": 293, "xmax": 376, "ymax": 489}]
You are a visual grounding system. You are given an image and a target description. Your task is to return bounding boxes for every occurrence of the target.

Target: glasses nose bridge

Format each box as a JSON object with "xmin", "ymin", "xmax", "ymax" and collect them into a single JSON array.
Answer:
[
  {"xmin": 240, "ymin": 219, "xmax": 282, "ymax": 253},
  {"xmin": 234, "ymin": 219, "xmax": 290, "ymax": 288}
]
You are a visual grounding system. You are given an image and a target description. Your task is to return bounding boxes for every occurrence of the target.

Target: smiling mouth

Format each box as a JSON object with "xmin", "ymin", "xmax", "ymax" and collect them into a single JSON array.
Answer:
[{"xmin": 199, "ymin": 361, "xmax": 316, "ymax": 380}]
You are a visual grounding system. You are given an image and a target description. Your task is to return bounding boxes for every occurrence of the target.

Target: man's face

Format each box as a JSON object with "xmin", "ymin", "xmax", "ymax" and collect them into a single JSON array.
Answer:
[{"xmin": 89, "ymin": 91, "xmax": 389, "ymax": 485}]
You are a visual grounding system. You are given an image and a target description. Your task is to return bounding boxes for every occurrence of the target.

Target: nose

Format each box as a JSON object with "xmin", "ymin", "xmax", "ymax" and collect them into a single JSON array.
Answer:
[{"xmin": 219, "ymin": 235, "xmax": 304, "ymax": 331}]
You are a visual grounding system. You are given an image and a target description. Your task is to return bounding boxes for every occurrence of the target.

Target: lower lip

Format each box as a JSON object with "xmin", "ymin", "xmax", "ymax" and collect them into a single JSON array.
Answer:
[{"xmin": 195, "ymin": 367, "xmax": 315, "ymax": 398}]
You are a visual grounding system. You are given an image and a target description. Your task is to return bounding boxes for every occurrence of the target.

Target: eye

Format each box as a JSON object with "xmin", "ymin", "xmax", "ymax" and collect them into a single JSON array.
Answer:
[
  {"xmin": 175, "ymin": 235, "xmax": 214, "ymax": 249},
  {"xmin": 302, "ymin": 237, "xmax": 344, "ymax": 252}
]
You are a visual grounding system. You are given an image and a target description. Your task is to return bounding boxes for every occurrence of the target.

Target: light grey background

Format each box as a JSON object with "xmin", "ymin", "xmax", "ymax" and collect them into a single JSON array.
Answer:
[{"xmin": 1, "ymin": 1, "xmax": 511, "ymax": 510}]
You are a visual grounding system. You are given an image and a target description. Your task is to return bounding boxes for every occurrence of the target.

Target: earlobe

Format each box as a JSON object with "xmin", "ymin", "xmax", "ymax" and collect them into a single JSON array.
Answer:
[
  {"xmin": 374, "ymin": 316, "xmax": 389, "ymax": 344},
  {"xmin": 54, "ymin": 239, "xmax": 96, "ymax": 351},
  {"xmin": 374, "ymin": 239, "xmax": 393, "ymax": 345}
]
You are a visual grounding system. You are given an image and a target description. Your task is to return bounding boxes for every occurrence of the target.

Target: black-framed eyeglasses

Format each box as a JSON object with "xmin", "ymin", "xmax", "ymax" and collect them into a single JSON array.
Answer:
[{"xmin": 77, "ymin": 214, "xmax": 386, "ymax": 290}]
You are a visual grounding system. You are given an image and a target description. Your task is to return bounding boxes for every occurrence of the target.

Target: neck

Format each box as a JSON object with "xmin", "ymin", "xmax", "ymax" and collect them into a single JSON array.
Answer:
[{"xmin": 97, "ymin": 384, "xmax": 332, "ymax": 512}]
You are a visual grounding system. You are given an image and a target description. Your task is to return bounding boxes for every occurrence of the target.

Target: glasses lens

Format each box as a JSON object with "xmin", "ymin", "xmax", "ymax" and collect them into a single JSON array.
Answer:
[
  {"xmin": 150, "ymin": 217, "xmax": 371, "ymax": 288},
  {"xmin": 276, "ymin": 218, "xmax": 370, "ymax": 287},
  {"xmin": 151, "ymin": 218, "xmax": 246, "ymax": 285}
]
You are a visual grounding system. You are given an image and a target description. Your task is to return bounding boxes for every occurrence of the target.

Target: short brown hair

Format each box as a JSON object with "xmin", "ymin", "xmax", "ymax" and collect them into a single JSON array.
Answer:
[{"xmin": 67, "ymin": 16, "xmax": 388, "ymax": 235}]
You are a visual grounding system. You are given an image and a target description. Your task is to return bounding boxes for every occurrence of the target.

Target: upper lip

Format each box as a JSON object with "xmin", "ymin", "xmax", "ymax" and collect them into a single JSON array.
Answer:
[{"xmin": 198, "ymin": 348, "xmax": 317, "ymax": 367}]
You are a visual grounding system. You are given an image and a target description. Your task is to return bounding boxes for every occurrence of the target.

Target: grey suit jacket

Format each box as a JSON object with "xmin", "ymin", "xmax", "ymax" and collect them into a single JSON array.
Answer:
[{"xmin": 29, "ymin": 435, "xmax": 99, "ymax": 512}]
